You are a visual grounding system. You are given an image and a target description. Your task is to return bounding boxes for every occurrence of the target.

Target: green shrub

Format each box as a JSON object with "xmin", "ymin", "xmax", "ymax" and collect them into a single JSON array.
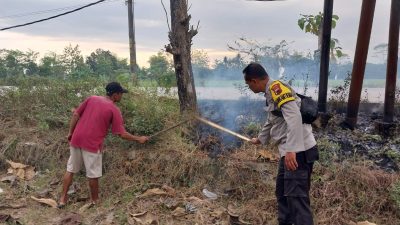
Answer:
[
  {"xmin": 391, "ymin": 180, "xmax": 400, "ymax": 210},
  {"xmin": 0, "ymin": 76, "xmax": 180, "ymax": 136},
  {"xmin": 317, "ymin": 137, "xmax": 341, "ymax": 165}
]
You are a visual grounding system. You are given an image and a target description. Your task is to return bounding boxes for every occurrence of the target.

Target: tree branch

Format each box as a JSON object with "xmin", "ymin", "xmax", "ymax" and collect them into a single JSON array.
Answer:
[{"xmin": 161, "ymin": 0, "xmax": 171, "ymax": 32}]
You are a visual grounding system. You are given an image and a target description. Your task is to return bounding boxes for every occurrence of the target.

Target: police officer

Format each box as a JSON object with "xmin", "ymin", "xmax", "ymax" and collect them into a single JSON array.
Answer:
[{"xmin": 243, "ymin": 62, "xmax": 318, "ymax": 225}]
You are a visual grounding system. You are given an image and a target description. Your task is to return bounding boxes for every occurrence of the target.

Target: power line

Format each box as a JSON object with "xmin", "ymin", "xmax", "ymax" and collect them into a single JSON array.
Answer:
[
  {"xmin": 1, "ymin": 0, "xmax": 109, "ymax": 31},
  {"xmin": 0, "ymin": 0, "xmax": 121, "ymax": 19},
  {"xmin": 0, "ymin": 5, "xmax": 88, "ymax": 19}
]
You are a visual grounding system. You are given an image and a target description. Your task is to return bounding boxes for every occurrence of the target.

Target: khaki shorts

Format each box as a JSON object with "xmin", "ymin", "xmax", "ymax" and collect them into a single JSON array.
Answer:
[{"xmin": 67, "ymin": 146, "xmax": 102, "ymax": 178}]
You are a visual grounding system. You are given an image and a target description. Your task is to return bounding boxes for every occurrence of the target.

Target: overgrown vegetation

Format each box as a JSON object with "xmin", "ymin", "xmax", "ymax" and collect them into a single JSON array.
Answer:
[
  {"xmin": 1, "ymin": 77, "xmax": 400, "ymax": 224},
  {"xmin": 0, "ymin": 76, "xmax": 179, "ymax": 168}
]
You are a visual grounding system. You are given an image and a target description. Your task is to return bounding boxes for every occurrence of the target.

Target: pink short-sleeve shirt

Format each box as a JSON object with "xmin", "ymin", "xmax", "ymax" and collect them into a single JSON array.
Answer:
[{"xmin": 70, "ymin": 96, "xmax": 126, "ymax": 152}]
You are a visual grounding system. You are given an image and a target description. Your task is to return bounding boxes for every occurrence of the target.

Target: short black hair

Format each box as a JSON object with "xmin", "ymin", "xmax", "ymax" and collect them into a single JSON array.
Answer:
[{"xmin": 242, "ymin": 62, "xmax": 269, "ymax": 81}]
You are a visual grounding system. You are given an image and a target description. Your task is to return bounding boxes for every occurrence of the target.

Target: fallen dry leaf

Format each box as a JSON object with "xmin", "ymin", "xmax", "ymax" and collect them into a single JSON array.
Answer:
[
  {"xmin": 7, "ymin": 160, "xmax": 28, "ymax": 169},
  {"xmin": 129, "ymin": 211, "xmax": 158, "ymax": 225},
  {"xmin": 187, "ymin": 196, "xmax": 210, "ymax": 207},
  {"xmin": 356, "ymin": 222, "xmax": 377, "ymax": 225},
  {"xmin": 172, "ymin": 207, "xmax": 186, "ymax": 217},
  {"xmin": 79, "ymin": 202, "xmax": 95, "ymax": 213},
  {"xmin": 131, "ymin": 211, "xmax": 147, "ymax": 217},
  {"xmin": 15, "ymin": 168, "xmax": 25, "ymax": 180},
  {"xmin": 6, "ymin": 160, "xmax": 35, "ymax": 180},
  {"xmin": 139, "ymin": 188, "xmax": 168, "ymax": 198},
  {"xmin": 161, "ymin": 184, "xmax": 176, "ymax": 196},
  {"xmin": 30, "ymin": 196, "xmax": 58, "ymax": 208},
  {"xmin": 238, "ymin": 217, "xmax": 252, "ymax": 225},
  {"xmin": 227, "ymin": 204, "xmax": 240, "ymax": 217},
  {"xmin": 24, "ymin": 167, "xmax": 35, "ymax": 180}
]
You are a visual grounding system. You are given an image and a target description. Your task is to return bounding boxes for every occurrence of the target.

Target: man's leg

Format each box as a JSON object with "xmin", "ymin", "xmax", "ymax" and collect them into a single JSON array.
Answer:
[
  {"xmin": 60, "ymin": 147, "xmax": 83, "ymax": 204},
  {"xmin": 276, "ymin": 157, "xmax": 293, "ymax": 225},
  {"xmin": 82, "ymin": 150, "xmax": 102, "ymax": 204},
  {"xmin": 59, "ymin": 172, "xmax": 74, "ymax": 204},
  {"xmin": 284, "ymin": 151, "xmax": 314, "ymax": 225},
  {"xmin": 88, "ymin": 178, "xmax": 99, "ymax": 203}
]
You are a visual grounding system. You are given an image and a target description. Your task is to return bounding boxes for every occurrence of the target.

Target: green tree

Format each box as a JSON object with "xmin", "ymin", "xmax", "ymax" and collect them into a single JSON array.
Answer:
[
  {"xmin": 298, "ymin": 12, "xmax": 344, "ymax": 62},
  {"xmin": 38, "ymin": 52, "xmax": 65, "ymax": 77},
  {"xmin": 23, "ymin": 50, "xmax": 39, "ymax": 75},
  {"xmin": 60, "ymin": 44, "xmax": 89, "ymax": 79},
  {"xmin": 146, "ymin": 51, "xmax": 176, "ymax": 87},
  {"xmin": 86, "ymin": 49, "xmax": 129, "ymax": 77},
  {"xmin": 0, "ymin": 49, "xmax": 39, "ymax": 77}
]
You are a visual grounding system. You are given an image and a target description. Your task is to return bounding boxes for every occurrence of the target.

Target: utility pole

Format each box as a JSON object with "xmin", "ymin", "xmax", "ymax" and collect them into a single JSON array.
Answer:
[
  {"xmin": 343, "ymin": 0, "xmax": 376, "ymax": 129},
  {"xmin": 127, "ymin": 0, "xmax": 137, "ymax": 81},
  {"xmin": 318, "ymin": 0, "xmax": 334, "ymax": 114},
  {"xmin": 383, "ymin": 0, "xmax": 400, "ymax": 123}
]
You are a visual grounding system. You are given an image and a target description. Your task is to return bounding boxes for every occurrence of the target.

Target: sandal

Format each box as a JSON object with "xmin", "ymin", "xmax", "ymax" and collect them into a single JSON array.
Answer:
[{"xmin": 57, "ymin": 202, "xmax": 66, "ymax": 209}]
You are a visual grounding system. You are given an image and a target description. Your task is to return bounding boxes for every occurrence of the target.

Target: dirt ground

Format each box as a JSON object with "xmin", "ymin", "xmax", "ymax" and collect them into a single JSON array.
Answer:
[{"xmin": 1, "ymin": 109, "xmax": 400, "ymax": 225}]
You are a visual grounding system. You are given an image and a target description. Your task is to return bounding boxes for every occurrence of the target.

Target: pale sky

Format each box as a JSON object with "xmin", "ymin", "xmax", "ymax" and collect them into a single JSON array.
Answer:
[{"xmin": 0, "ymin": 0, "xmax": 393, "ymax": 67}]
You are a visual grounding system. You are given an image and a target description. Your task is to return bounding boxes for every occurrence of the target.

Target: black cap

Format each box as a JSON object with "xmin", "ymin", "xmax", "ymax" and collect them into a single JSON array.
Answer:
[{"xmin": 105, "ymin": 82, "xmax": 128, "ymax": 96}]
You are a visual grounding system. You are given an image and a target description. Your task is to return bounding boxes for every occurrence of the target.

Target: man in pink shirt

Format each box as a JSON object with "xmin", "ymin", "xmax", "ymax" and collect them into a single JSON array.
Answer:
[{"xmin": 58, "ymin": 82, "xmax": 149, "ymax": 207}]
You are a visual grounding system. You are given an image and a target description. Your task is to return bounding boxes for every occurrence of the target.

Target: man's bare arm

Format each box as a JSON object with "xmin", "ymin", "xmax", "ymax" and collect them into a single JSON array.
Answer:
[
  {"xmin": 119, "ymin": 132, "xmax": 149, "ymax": 144},
  {"xmin": 67, "ymin": 114, "xmax": 80, "ymax": 141}
]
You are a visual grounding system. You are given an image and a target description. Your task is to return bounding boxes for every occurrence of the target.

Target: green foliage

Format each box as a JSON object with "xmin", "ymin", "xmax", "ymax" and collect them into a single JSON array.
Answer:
[
  {"xmin": 0, "ymin": 45, "xmax": 130, "ymax": 81},
  {"xmin": 86, "ymin": 48, "xmax": 129, "ymax": 78},
  {"xmin": 140, "ymin": 51, "xmax": 176, "ymax": 88},
  {"xmin": 297, "ymin": 12, "xmax": 345, "ymax": 62},
  {"xmin": 298, "ymin": 12, "xmax": 339, "ymax": 36},
  {"xmin": 38, "ymin": 53, "xmax": 65, "ymax": 77},
  {"xmin": 0, "ymin": 76, "xmax": 180, "ymax": 140},
  {"xmin": 120, "ymin": 92, "xmax": 180, "ymax": 136},
  {"xmin": 317, "ymin": 137, "xmax": 341, "ymax": 165},
  {"xmin": 391, "ymin": 180, "xmax": 400, "ymax": 210},
  {"xmin": 0, "ymin": 76, "xmax": 104, "ymax": 127},
  {"xmin": 0, "ymin": 49, "xmax": 39, "ymax": 77}
]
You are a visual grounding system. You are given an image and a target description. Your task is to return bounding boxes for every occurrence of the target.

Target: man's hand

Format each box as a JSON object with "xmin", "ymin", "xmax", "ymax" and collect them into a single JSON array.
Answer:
[
  {"xmin": 285, "ymin": 152, "xmax": 298, "ymax": 171},
  {"xmin": 250, "ymin": 138, "xmax": 261, "ymax": 145},
  {"xmin": 137, "ymin": 136, "xmax": 149, "ymax": 144}
]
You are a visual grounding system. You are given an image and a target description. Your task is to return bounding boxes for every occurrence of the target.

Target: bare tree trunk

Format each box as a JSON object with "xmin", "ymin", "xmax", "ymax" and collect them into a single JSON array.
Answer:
[{"xmin": 166, "ymin": 0, "xmax": 198, "ymax": 114}]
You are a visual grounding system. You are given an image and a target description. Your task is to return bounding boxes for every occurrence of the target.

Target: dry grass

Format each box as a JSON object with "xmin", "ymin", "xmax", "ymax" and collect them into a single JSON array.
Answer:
[
  {"xmin": 1, "ymin": 79, "xmax": 400, "ymax": 224},
  {"xmin": 312, "ymin": 162, "xmax": 400, "ymax": 225},
  {"xmin": 1, "ymin": 112, "xmax": 400, "ymax": 224}
]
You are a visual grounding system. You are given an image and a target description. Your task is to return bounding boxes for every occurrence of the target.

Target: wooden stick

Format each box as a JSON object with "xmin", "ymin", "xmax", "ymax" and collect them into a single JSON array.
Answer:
[
  {"xmin": 195, "ymin": 116, "xmax": 251, "ymax": 142},
  {"xmin": 149, "ymin": 118, "xmax": 193, "ymax": 138}
]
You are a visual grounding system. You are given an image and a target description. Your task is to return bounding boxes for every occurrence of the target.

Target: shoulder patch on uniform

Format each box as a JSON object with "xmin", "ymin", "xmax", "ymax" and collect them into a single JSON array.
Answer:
[{"xmin": 269, "ymin": 81, "xmax": 295, "ymax": 108}]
